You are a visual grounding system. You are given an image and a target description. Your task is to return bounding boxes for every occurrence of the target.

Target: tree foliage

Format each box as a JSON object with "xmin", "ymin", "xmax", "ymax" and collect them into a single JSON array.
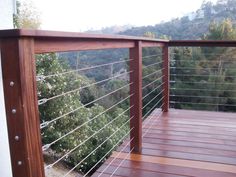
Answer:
[
  {"xmin": 13, "ymin": 0, "xmax": 41, "ymax": 29},
  {"xmin": 171, "ymin": 19, "xmax": 236, "ymax": 112},
  {"xmin": 121, "ymin": 0, "xmax": 236, "ymax": 40},
  {"xmin": 37, "ymin": 54, "xmax": 129, "ymax": 173}
]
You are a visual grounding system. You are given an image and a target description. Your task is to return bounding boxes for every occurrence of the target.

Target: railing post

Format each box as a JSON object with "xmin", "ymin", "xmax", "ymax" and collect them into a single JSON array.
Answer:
[
  {"xmin": 162, "ymin": 44, "xmax": 169, "ymax": 112},
  {"xmin": 129, "ymin": 41, "xmax": 142, "ymax": 153},
  {"xmin": 0, "ymin": 37, "xmax": 45, "ymax": 177}
]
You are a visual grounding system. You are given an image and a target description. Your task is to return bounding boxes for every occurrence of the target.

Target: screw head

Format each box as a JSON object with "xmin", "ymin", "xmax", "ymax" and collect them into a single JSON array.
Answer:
[
  {"xmin": 12, "ymin": 109, "xmax": 16, "ymax": 114},
  {"xmin": 14, "ymin": 136, "xmax": 20, "ymax": 141},
  {"xmin": 10, "ymin": 81, "xmax": 14, "ymax": 87},
  {"xmin": 17, "ymin": 161, "xmax": 22, "ymax": 165}
]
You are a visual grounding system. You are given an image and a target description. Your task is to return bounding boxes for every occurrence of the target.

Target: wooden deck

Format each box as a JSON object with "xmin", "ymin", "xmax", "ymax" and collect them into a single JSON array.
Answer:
[{"xmin": 92, "ymin": 109, "xmax": 236, "ymax": 177}]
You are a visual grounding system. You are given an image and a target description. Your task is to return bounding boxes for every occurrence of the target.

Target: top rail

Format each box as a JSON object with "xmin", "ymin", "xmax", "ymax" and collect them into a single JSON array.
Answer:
[
  {"xmin": 1, "ymin": 30, "xmax": 236, "ymax": 53},
  {"xmin": 0, "ymin": 29, "xmax": 168, "ymax": 53},
  {"xmin": 169, "ymin": 40, "xmax": 236, "ymax": 47},
  {"xmin": 0, "ymin": 29, "xmax": 168, "ymax": 41}
]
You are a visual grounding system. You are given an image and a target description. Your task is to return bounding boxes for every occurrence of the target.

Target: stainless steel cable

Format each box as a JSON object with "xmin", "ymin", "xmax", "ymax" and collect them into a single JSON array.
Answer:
[
  {"xmin": 170, "ymin": 101, "xmax": 236, "ymax": 107},
  {"xmin": 40, "ymin": 83, "xmax": 133, "ymax": 129},
  {"xmin": 170, "ymin": 74, "xmax": 236, "ymax": 78},
  {"xmin": 45, "ymin": 113, "xmax": 134, "ymax": 171},
  {"xmin": 142, "ymin": 54, "xmax": 163, "ymax": 59},
  {"xmin": 109, "ymin": 146, "xmax": 134, "ymax": 177},
  {"xmin": 142, "ymin": 100, "xmax": 164, "ymax": 120},
  {"xmin": 99, "ymin": 139, "xmax": 134, "ymax": 177},
  {"xmin": 171, "ymin": 88, "xmax": 236, "ymax": 92},
  {"xmin": 142, "ymin": 90, "xmax": 164, "ymax": 110},
  {"xmin": 42, "ymin": 94, "xmax": 133, "ymax": 152},
  {"xmin": 143, "ymin": 61, "xmax": 163, "ymax": 69},
  {"xmin": 142, "ymin": 83, "xmax": 164, "ymax": 100},
  {"xmin": 142, "ymin": 69, "xmax": 163, "ymax": 80},
  {"xmin": 61, "ymin": 117, "xmax": 134, "ymax": 177},
  {"xmin": 37, "ymin": 59, "xmax": 132, "ymax": 81},
  {"xmin": 38, "ymin": 71, "xmax": 133, "ymax": 105},
  {"xmin": 170, "ymin": 67, "xmax": 236, "ymax": 70},
  {"xmin": 142, "ymin": 110, "xmax": 163, "ymax": 138},
  {"xmin": 171, "ymin": 95, "xmax": 236, "ymax": 100},
  {"xmin": 82, "ymin": 128, "xmax": 134, "ymax": 177},
  {"xmin": 170, "ymin": 59, "xmax": 236, "ymax": 63},
  {"xmin": 142, "ymin": 76, "xmax": 164, "ymax": 90},
  {"xmin": 170, "ymin": 53, "xmax": 236, "ymax": 56},
  {"xmin": 170, "ymin": 81, "xmax": 236, "ymax": 86}
]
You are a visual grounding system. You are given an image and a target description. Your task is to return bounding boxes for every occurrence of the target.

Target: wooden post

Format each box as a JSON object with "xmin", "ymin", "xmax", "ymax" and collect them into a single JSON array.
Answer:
[
  {"xmin": 129, "ymin": 41, "xmax": 142, "ymax": 153},
  {"xmin": 162, "ymin": 44, "xmax": 169, "ymax": 112},
  {"xmin": 0, "ymin": 38, "xmax": 45, "ymax": 177}
]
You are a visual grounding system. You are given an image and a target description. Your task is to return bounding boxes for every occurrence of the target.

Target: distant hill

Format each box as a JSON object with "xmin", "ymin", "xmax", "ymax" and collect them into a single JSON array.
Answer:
[
  {"xmin": 86, "ymin": 25, "xmax": 133, "ymax": 34},
  {"xmin": 120, "ymin": 0, "xmax": 236, "ymax": 39}
]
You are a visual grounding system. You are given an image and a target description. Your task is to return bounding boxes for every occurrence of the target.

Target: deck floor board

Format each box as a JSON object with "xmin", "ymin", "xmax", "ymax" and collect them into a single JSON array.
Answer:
[{"xmin": 92, "ymin": 109, "xmax": 236, "ymax": 177}]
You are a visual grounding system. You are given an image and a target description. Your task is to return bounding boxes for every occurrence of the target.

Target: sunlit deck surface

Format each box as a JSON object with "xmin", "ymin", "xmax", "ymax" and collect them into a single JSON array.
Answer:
[{"xmin": 92, "ymin": 109, "xmax": 236, "ymax": 177}]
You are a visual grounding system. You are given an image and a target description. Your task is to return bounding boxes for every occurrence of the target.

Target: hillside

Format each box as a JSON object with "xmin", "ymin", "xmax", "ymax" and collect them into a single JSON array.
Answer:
[
  {"xmin": 86, "ymin": 25, "xmax": 133, "ymax": 34},
  {"xmin": 121, "ymin": 0, "xmax": 236, "ymax": 39}
]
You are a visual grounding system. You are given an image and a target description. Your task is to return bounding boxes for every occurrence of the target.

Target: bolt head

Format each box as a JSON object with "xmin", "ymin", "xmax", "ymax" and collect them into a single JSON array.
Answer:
[
  {"xmin": 12, "ymin": 109, "xmax": 16, "ymax": 114},
  {"xmin": 14, "ymin": 136, "xmax": 20, "ymax": 141},
  {"xmin": 17, "ymin": 161, "xmax": 22, "ymax": 165},
  {"xmin": 10, "ymin": 81, "xmax": 14, "ymax": 87}
]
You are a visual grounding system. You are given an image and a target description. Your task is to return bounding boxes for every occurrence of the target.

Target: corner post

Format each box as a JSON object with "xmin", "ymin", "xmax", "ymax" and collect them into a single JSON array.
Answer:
[
  {"xmin": 0, "ymin": 37, "xmax": 45, "ymax": 177},
  {"xmin": 162, "ymin": 44, "xmax": 169, "ymax": 112},
  {"xmin": 129, "ymin": 41, "xmax": 142, "ymax": 153}
]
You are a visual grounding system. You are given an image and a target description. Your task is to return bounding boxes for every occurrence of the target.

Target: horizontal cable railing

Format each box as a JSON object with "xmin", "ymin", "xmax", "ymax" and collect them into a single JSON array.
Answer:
[
  {"xmin": 33, "ymin": 43, "xmax": 167, "ymax": 177},
  {"xmin": 170, "ymin": 47, "xmax": 236, "ymax": 112},
  {"xmin": 7, "ymin": 29, "xmax": 236, "ymax": 177},
  {"xmin": 36, "ymin": 49, "xmax": 136, "ymax": 177},
  {"xmin": 142, "ymin": 50, "xmax": 164, "ymax": 119},
  {"xmin": 37, "ymin": 59, "xmax": 132, "ymax": 81},
  {"xmin": 98, "ymin": 50, "xmax": 165, "ymax": 176}
]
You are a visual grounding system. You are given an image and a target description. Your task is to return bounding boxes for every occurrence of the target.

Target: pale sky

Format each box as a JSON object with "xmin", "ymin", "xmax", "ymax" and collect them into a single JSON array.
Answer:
[{"xmin": 25, "ymin": 0, "xmax": 218, "ymax": 32}]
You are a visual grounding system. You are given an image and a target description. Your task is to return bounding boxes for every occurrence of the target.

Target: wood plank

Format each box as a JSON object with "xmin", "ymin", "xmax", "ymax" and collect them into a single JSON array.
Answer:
[
  {"xmin": 164, "ymin": 118, "xmax": 236, "ymax": 125},
  {"xmin": 111, "ymin": 152, "xmax": 236, "ymax": 174},
  {"xmin": 94, "ymin": 109, "xmax": 236, "ymax": 177},
  {"xmin": 142, "ymin": 137, "xmax": 236, "ymax": 152},
  {"xmin": 35, "ymin": 38, "xmax": 135, "ymax": 53},
  {"xmin": 160, "ymin": 120, "xmax": 236, "ymax": 128},
  {"xmin": 97, "ymin": 165, "xmax": 187, "ymax": 177},
  {"xmin": 142, "ymin": 128, "xmax": 236, "ymax": 141},
  {"xmin": 1, "ymin": 38, "xmax": 45, "ymax": 177},
  {"xmin": 162, "ymin": 45, "xmax": 169, "ymax": 112},
  {"xmin": 129, "ymin": 41, "xmax": 143, "ymax": 153},
  {"xmin": 144, "ymin": 133, "xmax": 236, "ymax": 146},
  {"xmin": 0, "ymin": 29, "xmax": 168, "ymax": 43},
  {"xmin": 117, "ymin": 146, "xmax": 236, "ymax": 165},
  {"xmin": 118, "ymin": 142, "xmax": 236, "ymax": 158},
  {"xmin": 143, "ymin": 123, "xmax": 236, "ymax": 135},
  {"xmin": 168, "ymin": 109, "xmax": 236, "ymax": 119},
  {"xmin": 104, "ymin": 158, "xmax": 236, "ymax": 177},
  {"xmin": 92, "ymin": 172, "xmax": 124, "ymax": 177},
  {"xmin": 169, "ymin": 40, "xmax": 236, "ymax": 47}
]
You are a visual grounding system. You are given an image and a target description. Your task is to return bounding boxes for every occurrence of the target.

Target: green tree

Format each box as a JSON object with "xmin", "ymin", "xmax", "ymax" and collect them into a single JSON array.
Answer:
[
  {"xmin": 172, "ymin": 19, "xmax": 236, "ymax": 112},
  {"xmin": 13, "ymin": 0, "xmax": 41, "ymax": 29},
  {"xmin": 38, "ymin": 54, "xmax": 129, "ymax": 173}
]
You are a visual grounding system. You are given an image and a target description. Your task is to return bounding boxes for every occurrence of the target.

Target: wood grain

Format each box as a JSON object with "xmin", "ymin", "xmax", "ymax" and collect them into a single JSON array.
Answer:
[
  {"xmin": 162, "ymin": 45, "xmax": 169, "ymax": 112},
  {"xmin": 93, "ymin": 109, "xmax": 236, "ymax": 177},
  {"xmin": 129, "ymin": 41, "xmax": 143, "ymax": 153},
  {"xmin": 111, "ymin": 152, "xmax": 236, "ymax": 174},
  {"xmin": 1, "ymin": 38, "xmax": 45, "ymax": 177}
]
